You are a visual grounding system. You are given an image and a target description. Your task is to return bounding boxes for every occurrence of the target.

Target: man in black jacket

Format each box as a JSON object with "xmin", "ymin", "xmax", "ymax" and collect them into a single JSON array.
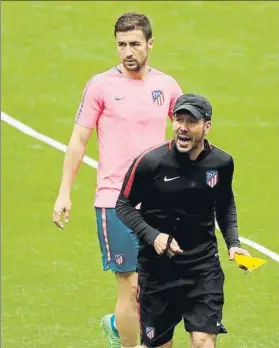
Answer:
[{"xmin": 116, "ymin": 93, "xmax": 250, "ymax": 348}]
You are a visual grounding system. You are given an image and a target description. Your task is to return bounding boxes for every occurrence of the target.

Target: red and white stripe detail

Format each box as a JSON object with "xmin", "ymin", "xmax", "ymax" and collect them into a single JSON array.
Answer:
[
  {"xmin": 123, "ymin": 141, "xmax": 172, "ymax": 198},
  {"xmin": 208, "ymin": 175, "xmax": 218, "ymax": 188},
  {"xmin": 101, "ymin": 208, "xmax": 111, "ymax": 262}
]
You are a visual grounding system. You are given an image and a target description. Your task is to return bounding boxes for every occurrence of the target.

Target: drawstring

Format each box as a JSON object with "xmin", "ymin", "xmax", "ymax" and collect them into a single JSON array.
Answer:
[{"xmin": 162, "ymin": 222, "xmax": 179, "ymax": 256}]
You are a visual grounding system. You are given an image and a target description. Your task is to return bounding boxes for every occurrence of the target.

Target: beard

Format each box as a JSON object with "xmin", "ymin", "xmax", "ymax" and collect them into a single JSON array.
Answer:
[{"xmin": 123, "ymin": 56, "xmax": 148, "ymax": 72}]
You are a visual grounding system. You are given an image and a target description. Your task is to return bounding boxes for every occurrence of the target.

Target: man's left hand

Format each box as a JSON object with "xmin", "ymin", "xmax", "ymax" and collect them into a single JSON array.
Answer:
[
  {"xmin": 229, "ymin": 246, "xmax": 251, "ymax": 273},
  {"xmin": 229, "ymin": 246, "xmax": 251, "ymax": 260}
]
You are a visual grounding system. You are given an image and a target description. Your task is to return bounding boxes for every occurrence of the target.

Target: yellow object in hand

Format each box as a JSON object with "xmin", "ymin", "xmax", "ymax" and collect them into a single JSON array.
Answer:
[{"xmin": 234, "ymin": 254, "xmax": 268, "ymax": 272}]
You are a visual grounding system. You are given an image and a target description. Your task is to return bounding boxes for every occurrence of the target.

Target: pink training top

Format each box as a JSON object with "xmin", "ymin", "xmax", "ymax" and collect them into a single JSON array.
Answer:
[{"xmin": 75, "ymin": 66, "xmax": 182, "ymax": 207}]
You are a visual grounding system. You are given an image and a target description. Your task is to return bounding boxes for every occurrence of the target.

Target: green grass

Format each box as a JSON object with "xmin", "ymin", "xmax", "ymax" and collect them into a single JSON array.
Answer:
[{"xmin": 2, "ymin": 1, "xmax": 279, "ymax": 347}]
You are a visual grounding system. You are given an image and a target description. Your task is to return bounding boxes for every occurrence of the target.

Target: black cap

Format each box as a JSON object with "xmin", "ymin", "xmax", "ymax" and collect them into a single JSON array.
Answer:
[{"xmin": 173, "ymin": 93, "xmax": 212, "ymax": 120}]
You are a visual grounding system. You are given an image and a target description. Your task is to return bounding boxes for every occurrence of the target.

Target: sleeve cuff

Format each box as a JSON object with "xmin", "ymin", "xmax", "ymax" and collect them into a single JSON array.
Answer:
[{"xmin": 143, "ymin": 228, "xmax": 161, "ymax": 245}]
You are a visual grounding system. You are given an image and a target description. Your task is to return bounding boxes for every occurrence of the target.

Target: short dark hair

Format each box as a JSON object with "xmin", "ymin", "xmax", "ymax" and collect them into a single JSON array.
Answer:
[{"xmin": 114, "ymin": 12, "xmax": 152, "ymax": 41}]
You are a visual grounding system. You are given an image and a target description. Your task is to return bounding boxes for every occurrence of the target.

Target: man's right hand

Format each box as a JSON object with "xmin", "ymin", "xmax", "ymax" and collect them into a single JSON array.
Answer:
[
  {"xmin": 53, "ymin": 194, "xmax": 72, "ymax": 229},
  {"xmin": 153, "ymin": 233, "xmax": 183, "ymax": 257}
]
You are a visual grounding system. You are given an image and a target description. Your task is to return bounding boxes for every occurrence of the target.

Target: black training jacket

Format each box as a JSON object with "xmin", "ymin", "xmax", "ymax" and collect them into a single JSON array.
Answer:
[{"xmin": 116, "ymin": 140, "xmax": 241, "ymax": 276}]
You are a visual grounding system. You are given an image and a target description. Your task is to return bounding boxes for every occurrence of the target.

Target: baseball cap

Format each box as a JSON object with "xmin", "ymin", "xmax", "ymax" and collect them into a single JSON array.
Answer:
[{"xmin": 173, "ymin": 93, "xmax": 212, "ymax": 120}]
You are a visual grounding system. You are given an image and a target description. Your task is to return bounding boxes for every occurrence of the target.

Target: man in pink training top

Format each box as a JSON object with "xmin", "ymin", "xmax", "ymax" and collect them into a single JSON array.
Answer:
[{"xmin": 53, "ymin": 12, "xmax": 182, "ymax": 348}]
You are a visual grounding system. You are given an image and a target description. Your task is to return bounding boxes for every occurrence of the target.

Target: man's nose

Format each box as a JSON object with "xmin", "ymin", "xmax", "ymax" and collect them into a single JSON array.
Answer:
[
  {"xmin": 179, "ymin": 121, "xmax": 190, "ymax": 131},
  {"xmin": 125, "ymin": 45, "xmax": 133, "ymax": 57}
]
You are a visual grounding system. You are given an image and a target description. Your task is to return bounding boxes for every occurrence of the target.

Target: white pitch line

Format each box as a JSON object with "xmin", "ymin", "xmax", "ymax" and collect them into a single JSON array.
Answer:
[
  {"xmin": 2, "ymin": 111, "xmax": 279, "ymax": 263},
  {"xmin": 1, "ymin": 112, "xmax": 98, "ymax": 168},
  {"xmin": 238, "ymin": 237, "xmax": 279, "ymax": 263}
]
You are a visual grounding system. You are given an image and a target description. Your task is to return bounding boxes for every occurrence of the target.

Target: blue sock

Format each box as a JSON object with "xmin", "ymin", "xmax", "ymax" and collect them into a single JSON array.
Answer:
[{"xmin": 110, "ymin": 314, "xmax": 119, "ymax": 336}]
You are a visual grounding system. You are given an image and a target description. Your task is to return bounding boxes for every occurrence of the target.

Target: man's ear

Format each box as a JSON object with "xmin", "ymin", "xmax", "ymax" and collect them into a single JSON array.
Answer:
[{"xmin": 204, "ymin": 121, "xmax": 212, "ymax": 135}]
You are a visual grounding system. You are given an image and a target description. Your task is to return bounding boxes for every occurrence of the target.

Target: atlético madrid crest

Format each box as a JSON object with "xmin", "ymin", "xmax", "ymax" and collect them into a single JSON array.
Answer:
[
  {"xmin": 152, "ymin": 90, "xmax": 164, "ymax": 106},
  {"xmin": 115, "ymin": 253, "xmax": 124, "ymax": 266},
  {"xmin": 146, "ymin": 326, "xmax": 155, "ymax": 339},
  {"xmin": 206, "ymin": 170, "xmax": 218, "ymax": 188}
]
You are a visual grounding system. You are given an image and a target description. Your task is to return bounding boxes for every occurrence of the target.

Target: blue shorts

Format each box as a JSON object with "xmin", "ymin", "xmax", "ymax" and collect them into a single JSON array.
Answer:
[{"xmin": 95, "ymin": 208, "xmax": 139, "ymax": 273}]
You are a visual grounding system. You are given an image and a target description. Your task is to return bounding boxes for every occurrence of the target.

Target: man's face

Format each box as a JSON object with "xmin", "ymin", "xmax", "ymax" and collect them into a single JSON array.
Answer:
[
  {"xmin": 116, "ymin": 30, "xmax": 153, "ymax": 72},
  {"xmin": 173, "ymin": 111, "xmax": 211, "ymax": 153}
]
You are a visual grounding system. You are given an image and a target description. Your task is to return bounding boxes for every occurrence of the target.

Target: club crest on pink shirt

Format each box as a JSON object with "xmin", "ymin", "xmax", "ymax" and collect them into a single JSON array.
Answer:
[{"xmin": 152, "ymin": 90, "xmax": 165, "ymax": 106}]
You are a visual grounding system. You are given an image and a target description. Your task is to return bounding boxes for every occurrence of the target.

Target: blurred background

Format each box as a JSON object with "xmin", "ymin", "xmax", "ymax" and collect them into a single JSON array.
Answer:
[{"xmin": 2, "ymin": 1, "xmax": 279, "ymax": 347}]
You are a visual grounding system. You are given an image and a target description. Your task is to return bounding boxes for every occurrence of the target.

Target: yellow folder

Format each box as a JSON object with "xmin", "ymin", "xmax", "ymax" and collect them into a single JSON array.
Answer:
[{"xmin": 234, "ymin": 254, "xmax": 268, "ymax": 272}]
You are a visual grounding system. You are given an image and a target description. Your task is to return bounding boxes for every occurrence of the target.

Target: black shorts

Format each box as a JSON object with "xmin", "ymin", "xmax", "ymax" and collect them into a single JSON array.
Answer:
[{"xmin": 137, "ymin": 268, "xmax": 227, "ymax": 347}]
